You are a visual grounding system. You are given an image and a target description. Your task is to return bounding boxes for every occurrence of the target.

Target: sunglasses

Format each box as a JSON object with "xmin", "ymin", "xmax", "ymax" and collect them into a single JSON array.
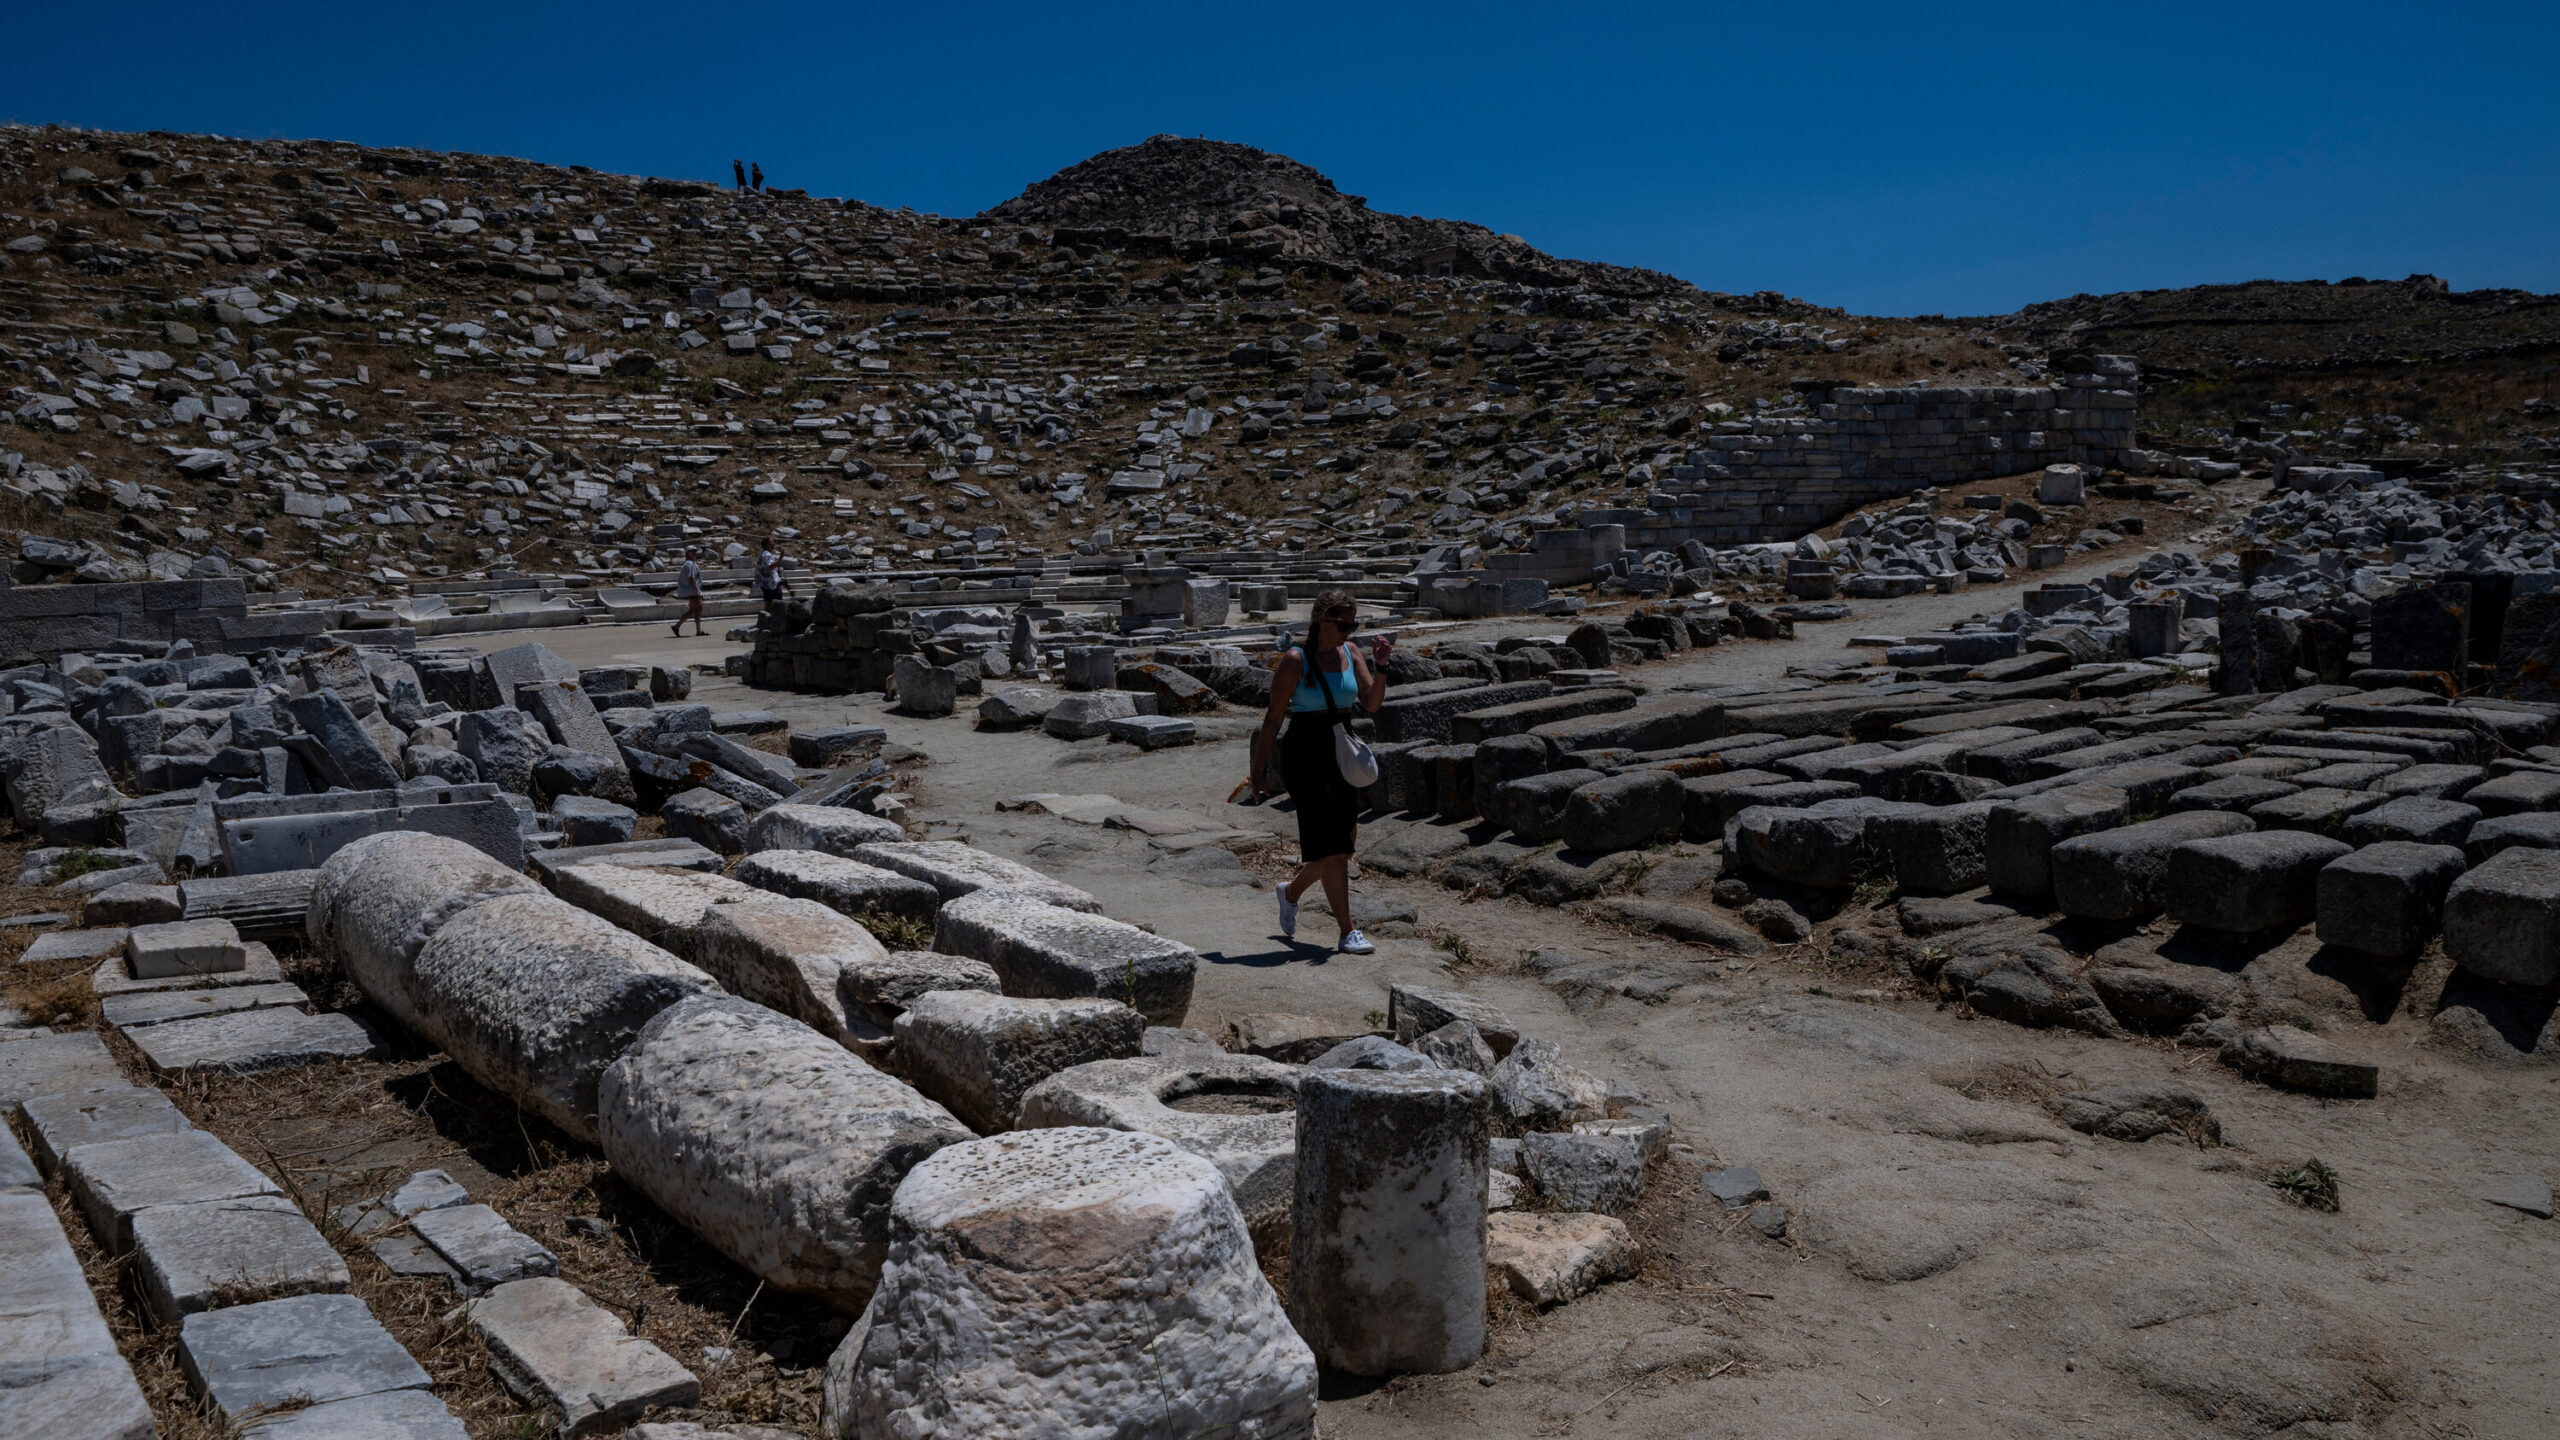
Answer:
[{"xmin": 1322, "ymin": 613, "xmax": 1360, "ymax": 631}]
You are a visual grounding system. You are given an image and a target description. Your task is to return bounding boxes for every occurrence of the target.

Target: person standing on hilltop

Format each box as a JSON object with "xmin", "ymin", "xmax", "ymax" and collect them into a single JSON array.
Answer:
[
  {"xmin": 750, "ymin": 162, "xmax": 764, "ymax": 191},
  {"xmin": 732, "ymin": 159, "xmax": 746, "ymax": 189},
  {"xmin": 1252, "ymin": 589, "xmax": 1390, "ymax": 955}
]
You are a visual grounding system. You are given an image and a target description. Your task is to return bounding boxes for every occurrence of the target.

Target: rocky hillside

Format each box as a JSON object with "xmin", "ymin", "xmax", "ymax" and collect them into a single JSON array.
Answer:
[{"xmin": 0, "ymin": 120, "xmax": 2553, "ymax": 603}]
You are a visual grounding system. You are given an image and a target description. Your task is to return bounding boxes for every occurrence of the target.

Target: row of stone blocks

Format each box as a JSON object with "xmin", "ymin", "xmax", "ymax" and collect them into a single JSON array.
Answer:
[{"xmin": 301, "ymin": 826, "xmax": 1396, "ymax": 1435}]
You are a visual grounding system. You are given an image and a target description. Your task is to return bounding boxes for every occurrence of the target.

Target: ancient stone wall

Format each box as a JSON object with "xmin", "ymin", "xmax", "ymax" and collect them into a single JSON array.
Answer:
[{"xmin": 1494, "ymin": 358, "xmax": 2138, "ymax": 579}]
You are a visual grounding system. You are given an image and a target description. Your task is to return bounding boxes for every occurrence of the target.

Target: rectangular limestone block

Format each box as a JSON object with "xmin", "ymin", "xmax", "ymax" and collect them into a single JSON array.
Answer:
[
  {"xmin": 0, "ymin": 1030, "xmax": 127, "ymax": 1112},
  {"xmin": 551, "ymin": 863, "xmax": 772, "ymax": 960},
  {"xmin": 410, "ymin": 1203, "xmax": 559, "ymax": 1293},
  {"xmin": 133, "ymin": 1193, "xmax": 352, "ymax": 1325},
  {"xmin": 931, "ymin": 888, "xmax": 1199, "ymax": 1025},
  {"xmin": 22, "ymin": 1085, "xmax": 190, "ymax": 1173},
  {"xmin": 0, "ymin": 1190, "xmax": 158, "ymax": 1440},
  {"xmin": 128, "ymin": 1008, "xmax": 384, "ymax": 1077},
  {"xmin": 469, "ymin": 1277, "xmax": 700, "ymax": 1437},
  {"xmin": 734, "ymin": 849, "xmax": 942, "ymax": 927},
  {"xmin": 850, "ymin": 839, "xmax": 1099, "ymax": 912},
  {"xmin": 65, "ymin": 1128, "xmax": 285, "ymax": 1251},
  {"xmin": 124, "ymin": 917, "xmax": 246, "ymax": 979},
  {"xmin": 892, "ymin": 989, "xmax": 1146, "ymax": 1133},
  {"xmin": 179, "ymin": 1292, "xmax": 432, "ymax": 1425},
  {"xmin": 233, "ymin": 1389, "xmax": 469, "ymax": 1440}
]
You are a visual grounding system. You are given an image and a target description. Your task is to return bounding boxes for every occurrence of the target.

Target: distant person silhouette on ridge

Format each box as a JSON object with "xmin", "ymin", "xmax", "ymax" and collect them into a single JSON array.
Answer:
[
  {"xmin": 750, "ymin": 162, "xmax": 764, "ymax": 191},
  {"xmin": 732, "ymin": 159, "xmax": 746, "ymax": 189}
]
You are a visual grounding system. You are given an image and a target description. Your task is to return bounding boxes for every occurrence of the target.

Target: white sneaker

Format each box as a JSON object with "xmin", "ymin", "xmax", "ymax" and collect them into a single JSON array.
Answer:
[
  {"xmin": 1338, "ymin": 929, "xmax": 1375, "ymax": 955},
  {"xmin": 1275, "ymin": 882, "xmax": 1299, "ymax": 938}
]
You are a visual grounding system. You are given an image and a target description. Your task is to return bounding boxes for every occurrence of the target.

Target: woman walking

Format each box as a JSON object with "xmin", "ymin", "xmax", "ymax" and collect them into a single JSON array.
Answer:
[{"xmin": 1251, "ymin": 590, "xmax": 1387, "ymax": 953}]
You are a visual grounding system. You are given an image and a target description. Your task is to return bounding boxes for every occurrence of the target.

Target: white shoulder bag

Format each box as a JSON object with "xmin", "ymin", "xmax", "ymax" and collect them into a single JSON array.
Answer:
[{"xmin": 1313, "ymin": 644, "xmax": 1380, "ymax": 787}]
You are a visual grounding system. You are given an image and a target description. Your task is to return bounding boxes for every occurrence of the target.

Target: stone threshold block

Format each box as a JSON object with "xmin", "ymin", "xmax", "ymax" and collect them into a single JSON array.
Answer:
[
  {"xmin": 133, "ymin": 1193, "xmax": 351, "ymax": 1324},
  {"xmin": 180, "ymin": 1292, "xmax": 433, "ymax": 1426},
  {"xmin": 100, "ymin": 980, "xmax": 310, "ymax": 1030},
  {"xmin": 471, "ymin": 1277, "xmax": 701, "ymax": 1438}
]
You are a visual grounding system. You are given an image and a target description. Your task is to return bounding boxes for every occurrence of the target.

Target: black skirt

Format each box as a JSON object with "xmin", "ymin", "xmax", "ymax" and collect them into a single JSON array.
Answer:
[{"xmin": 1280, "ymin": 714, "xmax": 1359, "ymax": 862}]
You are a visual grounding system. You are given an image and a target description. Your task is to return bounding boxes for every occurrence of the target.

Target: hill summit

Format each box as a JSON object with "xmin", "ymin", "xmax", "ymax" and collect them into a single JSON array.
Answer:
[{"xmin": 979, "ymin": 135, "xmax": 1688, "ymax": 296}]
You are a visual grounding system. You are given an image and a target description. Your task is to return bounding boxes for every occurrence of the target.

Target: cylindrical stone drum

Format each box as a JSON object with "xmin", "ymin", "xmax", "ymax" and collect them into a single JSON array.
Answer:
[{"xmin": 1287, "ymin": 1065, "xmax": 1490, "ymax": 1375}]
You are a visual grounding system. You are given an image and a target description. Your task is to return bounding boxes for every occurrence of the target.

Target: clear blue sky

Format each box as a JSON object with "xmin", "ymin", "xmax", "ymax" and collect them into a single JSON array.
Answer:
[{"xmin": 13, "ymin": 2, "xmax": 2556, "ymax": 316}]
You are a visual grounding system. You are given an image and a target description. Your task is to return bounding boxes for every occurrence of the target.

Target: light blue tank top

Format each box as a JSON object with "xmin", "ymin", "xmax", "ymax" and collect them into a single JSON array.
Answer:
[{"xmin": 1288, "ymin": 644, "xmax": 1359, "ymax": 712}]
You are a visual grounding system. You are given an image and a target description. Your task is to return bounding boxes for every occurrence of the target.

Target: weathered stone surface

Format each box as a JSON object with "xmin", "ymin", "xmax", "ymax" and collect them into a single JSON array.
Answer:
[
  {"xmin": 599, "ymin": 996, "xmax": 973, "ymax": 1310},
  {"xmin": 1487, "ymin": 1037, "xmax": 1607, "ymax": 1128},
  {"xmin": 1491, "ymin": 769, "xmax": 1602, "ymax": 841},
  {"xmin": 1287, "ymin": 1066, "xmax": 1488, "ymax": 1374},
  {"xmin": 735, "ymin": 849, "xmax": 940, "ymax": 928},
  {"xmin": 470, "ymin": 1277, "xmax": 701, "ymax": 1437},
  {"xmin": 743, "ymin": 803, "xmax": 903, "ymax": 857},
  {"xmin": 2221, "ymin": 1024, "xmax": 2379, "ymax": 1098},
  {"xmin": 1485, "ymin": 1211, "xmax": 1639, "ymax": 1306},
  {"xmin": 660, "ymin": 786, "xmax": 750, "ymax": 853},
  {"xmin": 1733, "ymin": 803, "xmax": 1872, "ymax": 888},
  {"xmin": 2165, "ymin": 831, "xmax": 2354, "ymax": 933},
  {"xmin": 851, "ymin": 840, "xmax": 1099, "ymax": 911},
  {"xmin": 0, "ymin": 1030, "xmax": 126, "ymax": 1110},
  {"xmin": 179, "ymin": 1292, "xmax": 432, "ymax": 1424},
  {"xmin": 1041, "ymin": 690, "xmax": 1141, "ymax": 739},
  {"xmin": 1520, "ymin": 1130, "xmax": 1644, "ymax": 1216},
  {"xmin": 690, "ymin": 897, "xmax": 877, "ymax": 1048},
  {"xmin": 1987, "ymin": 785, "xmax": 2128, "ymax": 901},
  {"xmin": 133, "ymin": 1193, "xmax": 350, "ymax": 1324},
  {"xmin": 551, "ymin": 795, "xmax": 638, "ymax": 846},
  {"xmin": 2051, "ymin": 812, "xmax": 2256, "ymax": 920},
  {"xmin": 307, "ymin": 831, "xmax": 541, "ymax": 1035},
  {"xmin": 237, "ymin": 1390, "xmax": 469, "ymax": 1440},
  {"xmin": 1580, "ymin": 895, "xmax": 1767, "ymax": 953},
  {"xmin": 0, "ymin": 1188, "xmax": 157, "ymax": 1440},
  {"xmin": 1872, "ymin": 801, "xmax": 1994, "ymax": 896},
  {"xmin": 1389, "ymin": 983, "xmax": 1519, "ymax": 1057},
  {"xmin": 128, "ymin": 1007, "xmax": 383, "ymax": 1076},
  {"xmin": 893, "ymin": 990, "xmax": 1146, "ymax": 1134},
  {"xmin": 2442, "ymin": 846, "xmax": 2560, "ymax": 987},
  {"xmin": 932, "ymin": 887, "xmax": 1198, "ymax": 1024},
  {"xmin": 1227, "ymin": 1012, "xmax": 1371, "ymax": 1063},
  {"xmin": 2317, "ymin": 842, "xmax": 2467, "ymax": 957},
  {"xmin": 552, "ymin": 861, "xmax": 775, "ymax": 960},
  {"xmin": 407, "ymin": 892, "xmax": 715, "ymax": 1143},
  {"xmin": 125, "ymin": 917, "xmax": 244, "ymax": 979},
  {"xmin": 2343, "ymin": 796, "xmax": 2481, "ymax": 848},
  {"xmin": 1560, "ymin": 770, "xmax": 1683, "ymax": 851},
  {"xmin": 2043, "ymin": 1087, "xmax": 2221, "ymax": 1145},
  {"xmin": 1018, "ymin": 1051, "xmax": 1304, "ymax": 1249},
  {"xmin": 822, "ymin": 1128, "xmax": 1315, "ymax": 1440},
  {"xmin": 409, "ymin": 1203, "xmax": 557, "ymax": 1293},
  {"xmin": 63, "ymin": 1128, "xmax": 283, "ymax": 1250},
  {"xmin": 21, "ymin": 1085, "xmax": 188, "ymax": 1173}
]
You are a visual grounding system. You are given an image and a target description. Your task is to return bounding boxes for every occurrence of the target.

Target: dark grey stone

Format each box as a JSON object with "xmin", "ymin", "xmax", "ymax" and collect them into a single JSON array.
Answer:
[
  {"xmin": 2443, "ymin": 847, "xmax": 2560, "ymax": 987},
  {"xmin": 179, "ymin": 1292, "xmax": 431, "ymax": 1424},
  {"xmin": 2316, "ymin": 842, "xmax": 2467, "ymax": 958},
  {"xmin": 2052, "ymin": 812, "xmax": 2257, "ymax": 920},
  {"xmin": 2165, "ymin": 831, "xmax": 2354, "ymax": 933}
]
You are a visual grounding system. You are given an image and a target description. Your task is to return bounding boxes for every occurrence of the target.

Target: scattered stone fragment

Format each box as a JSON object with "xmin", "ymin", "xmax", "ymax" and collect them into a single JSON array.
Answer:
[
  {"xmin": 179, "ymin": 1292, "xmax": 432, "ymax": 1425},
  {"xmin": 1485, "ymin": 1211, "xmax": 1640, "ymax": 1306},
  {"xmin": 2221, "ymin": 1024, "xmax": 2380, "ymax": 1098}
]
